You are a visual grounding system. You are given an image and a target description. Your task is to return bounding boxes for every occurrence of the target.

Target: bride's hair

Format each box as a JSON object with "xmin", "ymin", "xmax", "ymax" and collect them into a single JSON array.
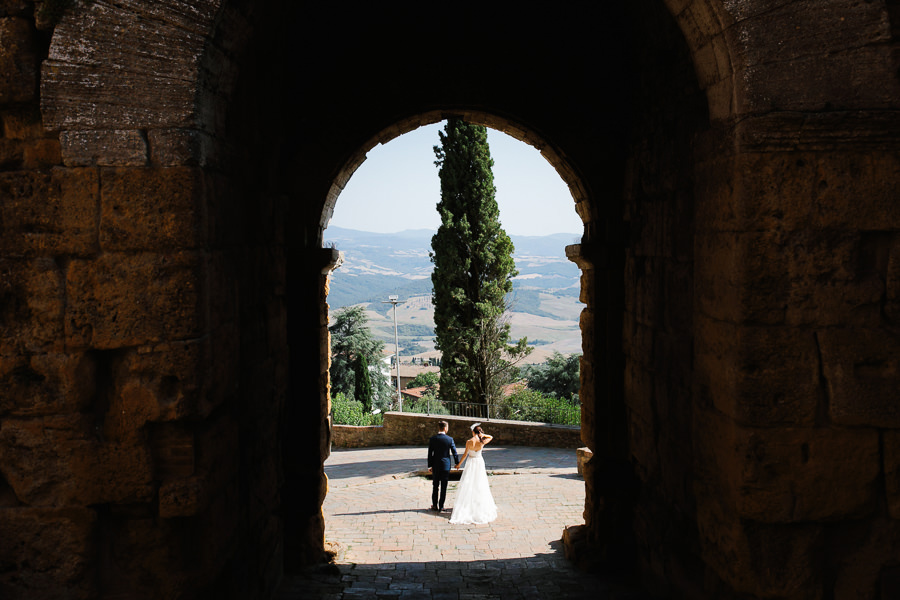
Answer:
[{"xmin": 473, "ymin": 425, "xmax": 485, "ymax": 442}]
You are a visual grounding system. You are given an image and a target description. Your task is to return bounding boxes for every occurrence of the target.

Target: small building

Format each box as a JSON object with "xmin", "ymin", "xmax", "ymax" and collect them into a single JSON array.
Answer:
[{"xmin": 388, "ymin": 363, "xmax": 440, "ymax": 391}]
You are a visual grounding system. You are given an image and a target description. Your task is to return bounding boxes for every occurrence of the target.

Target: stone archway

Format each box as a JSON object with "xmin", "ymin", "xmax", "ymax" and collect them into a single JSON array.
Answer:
[
  {"xmin": 4, "ymin": 0, "xmax": 898, "ymax": 598},
  {"xmin": 11, "ymin": 1, "xmax": 729, "ymax": 597},
  {"xmin": 319, "ymin": 110, "xmax": 592, "ymax": 234}
]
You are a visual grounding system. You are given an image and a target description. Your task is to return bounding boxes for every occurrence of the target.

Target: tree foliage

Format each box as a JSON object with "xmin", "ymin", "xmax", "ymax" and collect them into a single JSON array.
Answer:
[
  {"xmin": 521, "ymin": 351, "xmax": 581, "ymax": 401},
  {"xmin": 353, "ymin": 354, "xmax": 374, "ymax": 413},
  {"xmin": 406, "ymin": 371, "xmax": 439, "ymax": 390},
  {"xmin": 496, "ymin": 388, "xmax": 580, "ymax": 426},
  {"xmin": 431, "ymin": 118, "xmax": 530, "ymax": 405},
  {"xmin": 331, "ymin": 392, "xmax": 383, "ymax": 426},
  {"xmin": 329, "ymin": 306, "xmax": 392, "ymax": 409}
]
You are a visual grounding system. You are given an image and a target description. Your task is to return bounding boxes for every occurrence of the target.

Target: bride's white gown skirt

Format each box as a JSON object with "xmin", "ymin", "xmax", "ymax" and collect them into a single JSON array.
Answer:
[{"xmin": 449, "ymin": 451, "xmax": 498, "ymax": 524}]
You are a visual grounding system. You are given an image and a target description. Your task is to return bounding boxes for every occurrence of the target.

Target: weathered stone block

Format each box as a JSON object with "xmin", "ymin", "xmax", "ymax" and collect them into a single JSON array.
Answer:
[
  {"xmin": 115, "ymin": 332, "xmax": 235, "ymax": 425},
  {"xmin": 159, "ymin": 475, "xmax": 205, "ymax": 518},
  {"xmin": 885, "ymin": 431, "xmax": 900, "ymax": 520},
  {"xmin": 734, "ymin": 152, "xmax": 818, "ymax": 231},
  {"xmin": 0, "ymin": 134, "xmax": 23, "ymax": 166},
  {"xmin": 810, "ymin": 152, "xmax": 900, "ymax": 230},
  {"xmin": 0, "ymin": 506, "xmax": 97, "ymax": 599},
  {"xmin": 700, "ymin": 228, "xmax": 890, "ymax": 329},
  {"xmin": 730, "ymin": 0, "xmax": 889, "ymax": 65},
  {"xmin": 41, "ymin": 0, "xmax": 222, "ymax": 130},
  {"xmin": 830, "ymin": 518, "xmax": 900, "ymax": 600},
  {"xmin": 625, "ymin": 363, "xmax": 658, "ymax": 480},
  {"xmin": 695, "ymin": 231, "xmax": 790, "ymax": 325},
  {"xmin": 701, "ymin": 149, "xmax": 900, "ymax": 233},
  {"xmin": 885, "ymin": 234, "xmax": 900, "ymax": 325},
  {"xmin": 624, "ymin": 256, "xmax": 653, "ymax": 325},
  {"xmin": 0, "ymin": 257, "xmax": 65, "ymax": 354},
  {"xmin": 0, "ymin": 1, "xmax": 31, "ymax": 18},
  {"xmin": 737, "ymin": 426, "xmax": 879, "ymax": 522},
  {"xmin": 42, "ymin": 60, "xmax": 198, "ymax": 131},
  {"xmin": 65, "ymin": 251, "xmax": 205, "ymax": 349},
  {"xmin": 0, "ymin": 352, "xmax": 94, "ymax": 417},
  {"xmin": 22, "ymin": 136, "xmax": 62, "ymax": 168},
  {"xmin": 0, "ymin": 18, "xmax": 38, "ymax": 104},
  {"xmin": 693, "ymin": 231, "xmax": 739, "ymax": 319},
  {"xmin": 1, "ymin": 105, "xmax": 43, "ymax": 139},
  {"xmin": 148, "ymin": 423, "xmax": 196, "ymax": 495},
  {"xmin": 729, "ymin": 0, "xmax": 896, "ymax": 114},
  {"xmin": 696, "ymin": 408, "xmax": 880, "ymax": 523},
  {"xmin": 99, "ymin": 166, "xmax": 207, "ymax": 251},
  {"xmin": 696, "ymin": 488, "xmax": 825, "ymax": 600},
  {"xmin": 576, "ymin": 446, "xmax": 592, "ymax": 477},
  {"xmin": 622, "ymin": 319, "xmax": 653, "ymax": 370},
  {"xmin": 0, "ymin": 168, "xmax": 99, "ymax": 256},
  {"xmin": 818, "ymin": 329, "xmax": 900, "ymax": 428},
  {"xmin": 0, "ymin": 415, "xmax": 155, "ymax": 506},
  {"xmin": 782, "ymin": 230, "xmax": 887, "ymax": 328},
  {"xmin": 148, "ymin": 128, "xmax": 215, "ymax": 166},
  {"xmin": 157, "ymin": 414, "xmax": 239, "ymax": 518},
  {"xmin": 90, "ymin": 508, "xmax": 223, "ymax": 598},
  {"xmin": 60, "ymin": 129, "xmax": 147, "ymax": 166},
  {"xmin": 695, "ymin": 317, "xmax": 820, "ymax": 427}
]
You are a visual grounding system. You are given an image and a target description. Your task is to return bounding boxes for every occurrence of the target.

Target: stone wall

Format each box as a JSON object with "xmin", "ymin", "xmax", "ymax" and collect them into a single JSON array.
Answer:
[
  {"xmin": 332, "ymin": 413, "xmax": 582, "ymax": 450},
  {"xmin": 620, "ymin": 2, "xmax": 709, "ymax": 593},
  {"xmin": 1, "ymin": 1, "xmax": 899, "ymax": 599},
  {"xmin": 1, "ymin": 1, "xmax": 293, "ymax": 598}
]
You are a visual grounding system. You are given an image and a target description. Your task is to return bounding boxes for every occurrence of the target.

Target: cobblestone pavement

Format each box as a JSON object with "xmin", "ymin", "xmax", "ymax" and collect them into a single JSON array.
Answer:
[{"xmin": 277, "ymin": 446, "xmax": 656, "ymax": 600}]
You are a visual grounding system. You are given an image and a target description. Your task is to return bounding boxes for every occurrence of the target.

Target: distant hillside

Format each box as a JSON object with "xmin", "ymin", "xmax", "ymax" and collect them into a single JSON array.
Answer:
[
  {"xmin": 324, "ymin": 227, "xmax": 584, "ymax": 361},
  {"xmin": 325, "ymin": 227, "xmax": 581, "ymax": 307}
]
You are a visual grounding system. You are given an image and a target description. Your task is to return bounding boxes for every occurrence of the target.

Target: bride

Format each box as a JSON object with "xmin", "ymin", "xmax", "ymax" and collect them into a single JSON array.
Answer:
[{"xmin": 450, "ymin": 423, "xmax": 498, "ymax": 524}]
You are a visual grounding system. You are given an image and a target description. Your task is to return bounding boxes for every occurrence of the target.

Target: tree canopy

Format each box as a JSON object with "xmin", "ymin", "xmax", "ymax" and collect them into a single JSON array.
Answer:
[
  {"xmin": 329, "ymin": 305, "xmax": 392, "ymax": 409},
  {"xmin": 521, "ymin": 351, "xmax": 581, "ymax": 401},
  {"xmin": 406, "ymin": 371, "xmax": 439, "ymax": 390}
]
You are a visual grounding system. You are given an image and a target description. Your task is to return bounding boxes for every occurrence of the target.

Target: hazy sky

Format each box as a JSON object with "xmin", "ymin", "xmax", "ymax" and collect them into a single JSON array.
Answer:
[{"xmin": 326, "ymin": 122, "xmax": 583, "ymax": 237}]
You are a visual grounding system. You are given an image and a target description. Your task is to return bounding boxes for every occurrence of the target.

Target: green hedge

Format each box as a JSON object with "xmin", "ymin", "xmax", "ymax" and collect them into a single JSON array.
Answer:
[
  {"xmin": 495, "ymin": 389, "xmax": 581, "ymax": 425},
  {"xmin": 331, "ymin": 392, "xmax": 383, "ymax": 426}
]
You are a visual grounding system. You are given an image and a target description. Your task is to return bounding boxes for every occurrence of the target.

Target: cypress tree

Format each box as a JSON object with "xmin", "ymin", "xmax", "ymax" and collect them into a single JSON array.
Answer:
[
  {"xmin": 354, "ymin": 354, "xmax": 374, "ymax": 413},
  {"xmin": 431, "ymin": 118, "xmax": 526, "ymax": 408}
]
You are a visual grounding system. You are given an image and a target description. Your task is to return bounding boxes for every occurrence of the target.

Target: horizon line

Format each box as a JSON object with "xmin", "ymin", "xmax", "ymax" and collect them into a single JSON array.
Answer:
[{"xmin": 325, "ymin": 225, "xmax": 582, "ymax": 238}]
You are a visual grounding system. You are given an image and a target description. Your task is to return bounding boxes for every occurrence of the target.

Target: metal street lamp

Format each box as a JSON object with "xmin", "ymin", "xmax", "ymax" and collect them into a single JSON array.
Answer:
[{"xmin": 381, "ymin": 295, "xmax": 404, "ymax": 411}]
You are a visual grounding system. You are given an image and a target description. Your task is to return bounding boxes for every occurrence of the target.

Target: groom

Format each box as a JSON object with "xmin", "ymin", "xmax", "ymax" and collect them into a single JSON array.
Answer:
[{"xmin": 427, "ymin": 420, "xmax": 459, "ymax": 512}]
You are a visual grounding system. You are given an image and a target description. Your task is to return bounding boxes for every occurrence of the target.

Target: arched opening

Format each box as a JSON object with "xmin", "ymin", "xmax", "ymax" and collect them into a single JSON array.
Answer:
[
  {"xmin": 15, "ymin": 0, "xmax": 900, "ymax": 596},
  {"xmin": 323, "ymin": 118, "xmax": 586, "ymax": 419},
  {"xmin": 23, "ymin": 0, "xmax": 744, "ymax": 598},
  {"xmin": 270, "ymin": 0, "xmax": 711, "ymax": 591},
  {"xmin": 305, "ymin": 114, "xmax": 605, "ymax": 596}
]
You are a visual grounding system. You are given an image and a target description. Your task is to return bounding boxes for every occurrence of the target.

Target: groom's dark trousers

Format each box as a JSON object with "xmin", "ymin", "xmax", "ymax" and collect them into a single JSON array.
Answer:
[{"xmin": 427, "ymin": 432, "xmax": 459, "ymax": 510}]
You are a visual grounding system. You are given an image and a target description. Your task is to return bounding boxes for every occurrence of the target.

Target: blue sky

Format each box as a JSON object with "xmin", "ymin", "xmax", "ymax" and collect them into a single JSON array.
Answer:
[{"xmin": 326, "ymin": 122, "xmax": 583, "ymax": 237}]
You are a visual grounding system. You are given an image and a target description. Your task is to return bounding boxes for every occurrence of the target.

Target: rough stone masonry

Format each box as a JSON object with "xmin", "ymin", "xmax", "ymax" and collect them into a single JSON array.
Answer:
[{"xmin": 1, "ymin": 0, "xmax": 899, "ymax": 598}]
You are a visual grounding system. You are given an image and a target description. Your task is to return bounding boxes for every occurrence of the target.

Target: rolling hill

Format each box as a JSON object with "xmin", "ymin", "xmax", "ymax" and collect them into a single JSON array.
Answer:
[{"xmin": 324, "ymin": 227, "xmax": 584, "ymax": 362}]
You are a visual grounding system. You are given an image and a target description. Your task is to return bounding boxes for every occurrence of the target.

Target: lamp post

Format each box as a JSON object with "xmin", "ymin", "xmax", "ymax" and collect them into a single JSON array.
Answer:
[{"xmin": 382, "ymin": 295, "xmax": 404, "ymax": 411}]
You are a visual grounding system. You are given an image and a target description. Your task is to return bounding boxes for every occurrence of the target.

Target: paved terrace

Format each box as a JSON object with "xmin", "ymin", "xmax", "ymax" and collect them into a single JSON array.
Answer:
[{"xmin": 277, "ymin": 446, "xmax": 657, "ymax": 599}]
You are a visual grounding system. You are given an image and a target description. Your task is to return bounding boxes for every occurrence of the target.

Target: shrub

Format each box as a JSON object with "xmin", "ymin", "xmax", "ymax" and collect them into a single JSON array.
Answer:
[
  {"xmin": 495, "ymin": 388, "xmax": 580, "ymax": 425},
  {"xmin": 405, "ymin": 393, "xmax": 449, "ymax": 415},
  {"xmin": 331, "ymin": 392, "xmax": 383, "ymax": 426}
]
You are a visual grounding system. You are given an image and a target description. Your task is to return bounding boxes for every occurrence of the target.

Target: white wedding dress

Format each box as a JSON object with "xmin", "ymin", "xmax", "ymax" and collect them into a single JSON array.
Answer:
[{"xmin": 449, "ymin": 449, "xmax": 497, "ymax": 524}]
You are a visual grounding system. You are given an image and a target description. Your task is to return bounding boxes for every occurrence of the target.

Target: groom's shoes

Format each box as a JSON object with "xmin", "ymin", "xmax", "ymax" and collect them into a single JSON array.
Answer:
[{"xmin": 430, "ymin": 505, "xmax": 440, "ymax": 512}]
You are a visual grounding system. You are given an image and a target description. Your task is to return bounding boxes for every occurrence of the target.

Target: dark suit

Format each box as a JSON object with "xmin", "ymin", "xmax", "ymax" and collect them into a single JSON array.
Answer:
[{"xmin": 427, "ymin": 432, "xmax": 459, "ymax": 510}]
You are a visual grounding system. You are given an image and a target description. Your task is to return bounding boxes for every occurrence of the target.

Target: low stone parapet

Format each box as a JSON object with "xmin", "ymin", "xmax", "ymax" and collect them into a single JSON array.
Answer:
[{"xmin": 332, "ymin": 412, "xmax": 582, "ymax": 449}]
